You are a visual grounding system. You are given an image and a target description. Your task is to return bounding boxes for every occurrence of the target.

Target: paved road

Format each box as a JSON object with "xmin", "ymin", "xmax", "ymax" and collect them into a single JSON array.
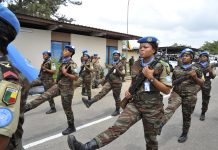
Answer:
[{"xmin": 23, "ymin": 75, "xmax": 218, "ymax": 150}]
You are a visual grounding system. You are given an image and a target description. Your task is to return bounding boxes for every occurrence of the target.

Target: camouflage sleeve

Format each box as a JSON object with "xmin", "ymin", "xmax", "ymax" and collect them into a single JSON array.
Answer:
[
  {"xmin": 156, "ymin": 62, "xmax": 172, "ymax": 87},
  {"xmin": 70, "ymin": 62, "xmax": 79, "ymax": 79},
  {"xmin": 194, "ymin": 65, "xmax": 203, "ymax": 79},
  {"xmin": 211, "ymin": 63, "xmax": 217, "ymax": 78}
]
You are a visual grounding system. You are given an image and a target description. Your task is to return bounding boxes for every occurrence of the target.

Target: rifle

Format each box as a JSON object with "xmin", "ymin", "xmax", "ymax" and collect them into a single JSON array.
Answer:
[
  {"xmin": 79, "ymin": 65, "xmax": 85, "ymax": 76},
  {"xmin": 120, "ymin": 52, "xmax": 166, "ymax": 109},
  {"xmin": 56, "ymin": 63, "xmax": 70, "ymax": 82},
  {"xmin": 172, "ymin": 62, "xmax": 218, "ymax": 86},
  {"xmin": 101, "ymin": 61, "xmax": 123, "ymax": 86},
  {"xmin": 172, "ymin": 74, "xmax": 190, "ymax": 86}
]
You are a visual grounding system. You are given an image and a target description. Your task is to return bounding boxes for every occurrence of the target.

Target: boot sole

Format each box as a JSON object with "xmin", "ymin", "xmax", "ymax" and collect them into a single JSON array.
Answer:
[{"xmin": 67, "ymin": 135, "xmax": 76, "ymax": 150}]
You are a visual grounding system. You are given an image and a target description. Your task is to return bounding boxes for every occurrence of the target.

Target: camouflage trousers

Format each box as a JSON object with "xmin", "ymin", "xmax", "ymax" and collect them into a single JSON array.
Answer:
[
  {"xmin": 31, "ymin": 78, "xmax": 55, "ymax": 109},
  {"xmin": 93, "ymin": 81, "xmax": 122, "ymax": 108},
  {"xmin": 162, "ymin": 90, "xmax": 197, "ymax": 133},
  {"xmin": 161, "ymin": 91, "xmax": 182, "ymax": 125},
  {"xmin": 201, "ymin": 80, "xmax": 212, "ymax": 113},
  {"xmin": 28, "ymin": 84, "xmax": 74, "ymax": 125},
  {"xmin": 94, "ymin": 92, "xmax": 163, "ymax": 150},
  {"xmin": 92, "ymin": 71, "xmax": 100, "ymax": 88},
  {"xmin": 82, "ymin": 75, "xmax": 92, "ymax": 98}
]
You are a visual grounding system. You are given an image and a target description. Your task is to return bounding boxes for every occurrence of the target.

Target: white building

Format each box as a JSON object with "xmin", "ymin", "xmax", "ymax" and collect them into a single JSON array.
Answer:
[{"xmin": 13, "ymin": 13, "xmax": 140, "ymax": 69}]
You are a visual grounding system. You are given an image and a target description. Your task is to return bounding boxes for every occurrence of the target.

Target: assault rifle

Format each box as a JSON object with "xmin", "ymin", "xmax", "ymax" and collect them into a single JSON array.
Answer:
[
  {"xmin": 173, "ymin": 62, "xmax": 218, "ymax": 86},
  {"xmin": 120, "ymin": 52, "xmax": 166, "ymax": 109},
  {"xmin": 56, "ymin": 63, "xmax": 70, "ymax": 82},
  {"xmin": 101, "ymin": 61, "xmax": 123, "ymax": 86}
]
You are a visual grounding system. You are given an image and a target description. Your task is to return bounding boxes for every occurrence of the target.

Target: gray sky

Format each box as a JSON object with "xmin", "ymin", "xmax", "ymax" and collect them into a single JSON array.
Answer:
[{"xmin": 59, "ymin": 0, "xmax": 218, "ymax": 48}]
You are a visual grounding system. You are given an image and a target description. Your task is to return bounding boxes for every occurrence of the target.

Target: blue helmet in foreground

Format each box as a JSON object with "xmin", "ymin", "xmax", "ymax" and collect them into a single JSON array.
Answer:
[{"xmin": 0, "ymin": 4, "xmax": 20, "ymax": 34}]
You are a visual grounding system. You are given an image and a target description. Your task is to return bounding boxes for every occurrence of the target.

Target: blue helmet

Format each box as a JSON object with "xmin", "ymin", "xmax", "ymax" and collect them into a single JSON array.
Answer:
[
  {"xmin": 199, "ymin": 51, "xmax": 209, "ymax": 57},
  {"xmin": 112, "ymin": 50, "xmax": 120, "ymax": 55},
  {"xmin": 137, "ymin": 36, "xmax": 159, "ymax": 44},
  {"xmin": 180, "ymin": 48, "xmax": 194, "ymax": 58},
  {"xmin": 93, "ymin": 53, "xmax": 98, "ymax": 57},
  {"xmin": 82, "ymin": 49, "xmax": 88, "ymax": 54},
  {"xmin": 137, "ymin": 36, "xmax": 159, "ymax": 53},
  {"xmin": 121, "ymin": 54, "xmax": 126, "ymax": 58},
  {"xmin": 64, "ymin": 45, "xmax": 75, "ymax": 55},
  {"xmin": 0, "ymin": 4, "xmax": 20, "ymax": 34},
  {"xmin": 42, "ymin": 50, "xmax": 51, "ymax": 56},
  {"xmin": 83, "ymin": 52, "xmax": 90, "ymax": 58}
]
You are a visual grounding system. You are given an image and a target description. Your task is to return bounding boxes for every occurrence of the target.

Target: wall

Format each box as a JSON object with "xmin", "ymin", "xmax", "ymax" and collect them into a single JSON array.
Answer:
[
  {"xmin": 71, "ymin": 34, "xmax": 107, "ymax": 67},
  {"xmin": 12, "ymin": 27, "xmax": 51, "ymax": 69}
]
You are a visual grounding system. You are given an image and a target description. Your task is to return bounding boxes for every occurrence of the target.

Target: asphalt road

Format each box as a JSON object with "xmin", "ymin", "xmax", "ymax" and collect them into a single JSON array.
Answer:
[{"xmin": 23, "ymin": 75, "xmax": 218, "ymax": 150}]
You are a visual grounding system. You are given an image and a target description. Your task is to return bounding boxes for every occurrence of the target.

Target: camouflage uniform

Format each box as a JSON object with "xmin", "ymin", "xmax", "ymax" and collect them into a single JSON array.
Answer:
[
  {"xmin": 25, "ymin": 58, "xmax": 78, "ymax": 134},
  {"xmin": 0, "ymin": 56, "xmax": 30, "ymax": 150},
  {"xmin": 195, "ymin": 62, "xmax": 216, "ymax": 116},
  {"xmin": 81, "ymin": 60, "xmax": 93, "ymax": 99},
  {"xmin": 0, "ymin": 5, "xmax": 30, "ymax": 150},
  {"xmin": 91, "ymin": 60, "xmax": 124, "ymax": 114},
  {"xmin": 92, "ymin": 59, "xmax": 101, "ymax": 88},
  {"xmin": 91, "ymin": 59, "xmax": 172, "ymax": 150},
  {"xmin": 162, "ymin": 64, "xmax": 202, "ymax": 133},
  {"xmin": 30, "ymin": 58, "xmax": 56, "ymax": 110}
]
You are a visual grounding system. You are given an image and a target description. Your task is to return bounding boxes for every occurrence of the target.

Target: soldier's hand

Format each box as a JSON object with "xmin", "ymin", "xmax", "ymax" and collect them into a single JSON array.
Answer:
[
  {"xmin": 142, "ymin": 66, "xmax": 154, "ymax": 79},
  {"xmin": 41, "ymin": 66, "xmax": 47, "ymax": 72},
  {"xmin": 125, "ymin": 90, "xmax": 132, "ymax": 99},
  {"xmin": 207, "ymin": 65, "xmax": 212, "ymax": 73},
  {"xmin": 188, "ymin": 70, "xmax": 197, "ymax": 79},
  {"xmin": 62, "ymin": 65, "xmax": 68, "ymax": 75}
]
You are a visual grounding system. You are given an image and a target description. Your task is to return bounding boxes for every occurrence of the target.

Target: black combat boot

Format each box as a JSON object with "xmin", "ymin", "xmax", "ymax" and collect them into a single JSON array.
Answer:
[
  {"xmin": 82, "ymin": 97, "xmax": 96, "ymax": 108},
  {"xmin": 200, "ymin": 112, "xmax": 205, "ymax": 121},
  {"xmin": 24, "ymin": 104, "xmax": 31, "ymax": 113},
  {"xmin": 45, "ymin": 108, "xmax": 56, "ymax": 114},
  {"xmin": 178, "ymin": 132, "xmax": 188, "ymax": 143},
  {"xmin": 111, "ymin": 107, "xmax": 120, "ymax": 116},
  {"xmin": 68, "ymin": 135, "xmax": 99, "ymax": 150},
  {"xmin": 62, "ymin": 122, "xmax": 76, "ymax": 135}
]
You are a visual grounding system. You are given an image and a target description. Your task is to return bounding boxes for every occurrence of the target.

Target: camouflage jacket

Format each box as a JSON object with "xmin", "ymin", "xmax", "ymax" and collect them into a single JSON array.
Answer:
[
  {"xmin": 39, "ymin": 58, "xmax": 56, "ymax": 81},
  {"xmin": 0, "ymin": 56, "xmax": 30, "ymax": 148},
  {"xmin": 131, "ymin": 59, "xmax": 172, "ymax": 94},
  {"xmin": 107, "ymin": 60, "xmax": 125, "ymax": 84},
  {"xmin": 172, "ymin": 64, "xmax": 202, "ymax": 95}
]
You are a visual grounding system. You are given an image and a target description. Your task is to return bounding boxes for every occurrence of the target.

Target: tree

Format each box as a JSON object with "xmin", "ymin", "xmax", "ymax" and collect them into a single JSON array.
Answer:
[
  {"xmin": 200, "ymin": 41, "xmax": 218, "ymax": 55},
  {"xmin": 2, "ymin": 0, "xmax": 82, "ymax": 23}
]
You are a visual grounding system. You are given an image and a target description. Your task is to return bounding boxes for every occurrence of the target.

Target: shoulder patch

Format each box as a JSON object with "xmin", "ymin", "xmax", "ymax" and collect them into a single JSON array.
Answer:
[
  {"xmin": 0, "ymin": 108, "xmax": 13, "ymax": 127},
  {"xmin": 3, "ymin": 87, "xmax": 19, "ymax": 105}
]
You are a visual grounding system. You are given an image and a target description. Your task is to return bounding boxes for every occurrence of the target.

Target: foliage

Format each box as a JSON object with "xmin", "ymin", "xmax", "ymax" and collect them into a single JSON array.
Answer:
[
  {"xmin": 200, "ymin": 41, "xmax": 218, "ymax": 55},
  {"xmin": 3, "ymin": 0, "xmax": 82, "ymax": 23}
]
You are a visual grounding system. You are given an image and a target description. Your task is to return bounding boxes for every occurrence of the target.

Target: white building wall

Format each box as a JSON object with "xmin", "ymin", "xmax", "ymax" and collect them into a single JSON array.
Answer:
[
  {"xmin": 71, "ymin": 34, "xmax": 107, "ymax": 67},
  {"xmin": 12, "ymin": 28, "xmax": 51, "ymax": 69}
]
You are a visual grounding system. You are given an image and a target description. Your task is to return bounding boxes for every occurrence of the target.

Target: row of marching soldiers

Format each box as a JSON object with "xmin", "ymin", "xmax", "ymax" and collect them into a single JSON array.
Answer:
[{"xmin": 0, "ymin": 4, "xmax": 217, "ymax": 150}]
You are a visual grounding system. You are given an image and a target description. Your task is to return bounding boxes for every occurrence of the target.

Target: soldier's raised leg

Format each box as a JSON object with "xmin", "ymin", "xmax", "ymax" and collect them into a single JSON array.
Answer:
[
  {"xmin": 24, "ymin": 84, "xmax": 60, "ymax": 113},
  {"xmin": 68, "ymin": 103, "xmax": 141, "ymax": 150}
]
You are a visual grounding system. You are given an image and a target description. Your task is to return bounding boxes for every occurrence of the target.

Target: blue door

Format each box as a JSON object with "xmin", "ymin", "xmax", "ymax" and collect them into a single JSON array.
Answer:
[
  {"xmin": 106, "ymin": 46, "xmax": 117, "ymax": 64},
  {"xmin": 51, "ymin": 41, "xmax": 70, "ymax": 62}
]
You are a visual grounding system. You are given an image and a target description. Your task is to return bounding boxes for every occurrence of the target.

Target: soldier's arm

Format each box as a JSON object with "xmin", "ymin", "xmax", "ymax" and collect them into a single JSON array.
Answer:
[
  {"xmin": 208, "ymin": 64, "xmax": 216, "ymax": 79},
  {"xmin": 143, "ymin": 64, "xmax": 172, "ymax": 94},
  {"xmin": 63, "ymin": 63, "xmax": 79, "ymax": 81}
]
